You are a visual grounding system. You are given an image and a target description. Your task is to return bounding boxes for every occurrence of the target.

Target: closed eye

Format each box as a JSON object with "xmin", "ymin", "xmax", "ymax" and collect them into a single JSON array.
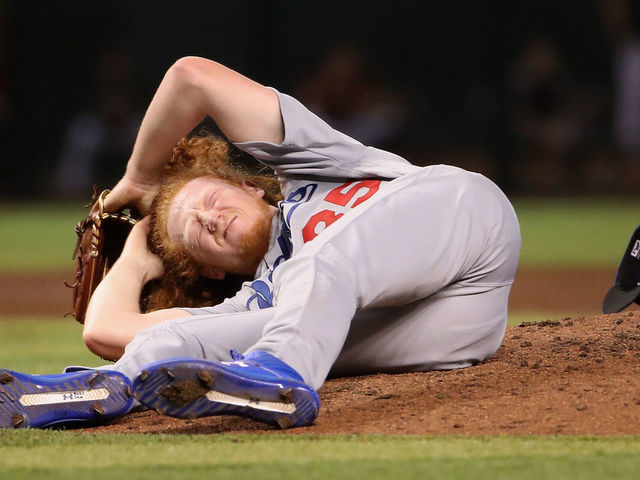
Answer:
[{"xmin": 205, "ymin": 191, "xmax": 217, "ymax": 209}]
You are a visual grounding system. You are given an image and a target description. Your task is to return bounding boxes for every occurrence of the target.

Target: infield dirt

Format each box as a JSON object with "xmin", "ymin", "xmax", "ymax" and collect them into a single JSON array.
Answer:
[
  {"xmin": 84, "ymin": 312, "xmax": 640, "ymax": 436},
  {"xmin": 3, "ymin": 268, "xmax": 640, "ymax": 435}
]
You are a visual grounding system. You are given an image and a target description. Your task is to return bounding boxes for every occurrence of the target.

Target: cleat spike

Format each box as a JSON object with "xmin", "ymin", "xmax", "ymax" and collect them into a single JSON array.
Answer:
[
  {"xmin": 138, "ymin": 370, "xmax": 149, "ymax": 382},
  {"xmin": 0, "ymin": 389, "xmax": 14, "ymax": 402},
  {"xmin": 11, "ymin": 413, "xmax": 25, "ymax": 428},
  {"xmin": 87, "ymin": 372, "xmax": 102, "ymax": 386},
  {"xmin": 279, "ymin": 388, "xmax": 294, "ymax": 403},
  {"xmin": 0, "ymin": 372, "xmax": 14, "ymax": 384},
  {"xmin": 92, "ymin": 402, "xmax": 105, "ymax": 416}
]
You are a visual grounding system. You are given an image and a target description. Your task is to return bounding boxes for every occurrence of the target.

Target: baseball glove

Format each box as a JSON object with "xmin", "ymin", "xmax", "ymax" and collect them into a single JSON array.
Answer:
[{"xmin": 65, "ymin": 188, "xmax": 140, "ymax": 324}]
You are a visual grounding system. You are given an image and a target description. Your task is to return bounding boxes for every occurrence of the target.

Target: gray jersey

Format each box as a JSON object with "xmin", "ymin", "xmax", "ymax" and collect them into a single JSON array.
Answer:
[
  {"xmin": 112, "ymin": 90, "xmax": 521, "ymax": 390},
  {"xmin": 183, "ymin": 90, "xmax": 419, "ymax": 316}
]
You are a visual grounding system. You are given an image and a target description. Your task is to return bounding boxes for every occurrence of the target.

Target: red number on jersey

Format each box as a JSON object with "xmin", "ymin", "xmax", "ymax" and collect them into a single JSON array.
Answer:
[
  {"xmin": 302, "ymin": 180, "xmax": 382, "ymax": 243},
  {"xmin": 324, "ymin": 180, "xmax": 381, "ymax": 208},
  {"xmin": 302, "ymin": 210, "xmax": 344, "ymax": 243}
]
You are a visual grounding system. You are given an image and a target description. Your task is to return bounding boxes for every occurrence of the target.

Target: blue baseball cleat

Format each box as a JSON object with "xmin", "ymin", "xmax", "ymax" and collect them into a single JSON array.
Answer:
[
  {"xmin": 132, "ymin": 351, "xmax": 320, "ymax": 429},
  {"xmin": 0, "ymin": 369, "xmax": 133, "ymax": 428}
]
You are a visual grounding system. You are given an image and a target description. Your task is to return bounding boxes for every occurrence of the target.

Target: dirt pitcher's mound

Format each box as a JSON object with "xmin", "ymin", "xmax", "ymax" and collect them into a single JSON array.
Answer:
[{"xmin": 88, "ymin": 312, "xmax": 640, "ymax": 436}]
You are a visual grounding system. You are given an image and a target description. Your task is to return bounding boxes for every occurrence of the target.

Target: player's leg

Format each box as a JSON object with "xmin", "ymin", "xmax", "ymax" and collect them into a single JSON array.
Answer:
[
  {"xmin": 330, "ymin": 284, "xmax": 511, "ymax": 377},
  {"xmin": 115, "ymin": 308, "xmax": 319, "ymax": 428},
  {"xmin": 249, "ymin": 166, "xmax": 520, "ymax": 389},
  {"xmin": 111, "ymin": 307, "xmax": 274, "ymax": 380}
]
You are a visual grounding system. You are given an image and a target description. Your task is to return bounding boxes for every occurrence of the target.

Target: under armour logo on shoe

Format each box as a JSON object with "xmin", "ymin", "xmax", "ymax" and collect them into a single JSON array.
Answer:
[
  {"xmin": 62, "ymin": 392, "xmax": 85, "ymax": 401},
  {"xmin": 632, "ymin": 240, "xmax": 640, "ymax": 259}
]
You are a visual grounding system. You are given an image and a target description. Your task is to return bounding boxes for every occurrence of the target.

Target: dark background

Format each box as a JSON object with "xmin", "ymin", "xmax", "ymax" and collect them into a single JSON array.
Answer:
[{"xmin": 0, "ymin": 0, "xmax": 636, "ymax": 199}]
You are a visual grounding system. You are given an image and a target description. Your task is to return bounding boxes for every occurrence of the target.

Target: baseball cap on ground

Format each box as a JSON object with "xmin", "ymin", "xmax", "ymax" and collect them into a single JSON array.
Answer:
[{"xmin": 602, "ymin": 224, "xmax": 640, "ymax": 314}]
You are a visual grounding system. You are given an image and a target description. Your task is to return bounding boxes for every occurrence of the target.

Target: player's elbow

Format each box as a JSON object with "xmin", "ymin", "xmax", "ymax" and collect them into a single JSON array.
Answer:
[
  {"xmin": 168, "ymin": 56, "xmax": 221, "ymax": 95},
  {"xmin": 170, "ymin": 56, "xmax": 206, "ymax": 78},
  {"xmin": 82, "ymin": 324, "xmax": 126, "ymax": 362}
]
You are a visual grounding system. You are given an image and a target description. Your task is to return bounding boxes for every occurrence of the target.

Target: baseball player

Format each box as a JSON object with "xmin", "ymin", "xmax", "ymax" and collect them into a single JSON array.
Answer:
[{"xmin": 0, "ymin": 56, "xmax": 520, "ymax": 429}]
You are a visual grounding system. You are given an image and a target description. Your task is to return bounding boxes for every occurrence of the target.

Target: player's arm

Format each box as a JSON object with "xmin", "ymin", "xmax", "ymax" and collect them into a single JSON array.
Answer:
[
  {"xmin": 105, "ymin": 56, "xmax": 284, "ymax": 214},
  {"xmin": 81, "ymin": 218, "xmax": 190, "ymax": 361},
  {"xmin": 233, "ymin": 91, "xmax": 415, "ymax": 182}
]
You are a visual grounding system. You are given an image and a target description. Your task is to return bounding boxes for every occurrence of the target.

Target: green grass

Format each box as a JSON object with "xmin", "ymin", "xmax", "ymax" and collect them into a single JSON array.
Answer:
[
  {"xmin": 0, "ymin": 202, "xmax": 85, "ymax": 272},
  {"xmin": 507, "ymin": 311, "xmax": 573, "ymax": 326},
  {"xmin": 0, "ymin": 431, "xmax": 638, "ymax": 480},
  {"xmin": 513, "ymin": 197, "xmax": 640, "ymax": 268},
  {"xmin": 0, "ymin": 318, "xmax": 103, "ymax": 372}
]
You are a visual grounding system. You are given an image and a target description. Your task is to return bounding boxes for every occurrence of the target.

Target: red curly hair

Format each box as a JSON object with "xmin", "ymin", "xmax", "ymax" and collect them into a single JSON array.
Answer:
[{"xmin": 143, "ymin": 135, "xmax": 282, "ymax": 312}]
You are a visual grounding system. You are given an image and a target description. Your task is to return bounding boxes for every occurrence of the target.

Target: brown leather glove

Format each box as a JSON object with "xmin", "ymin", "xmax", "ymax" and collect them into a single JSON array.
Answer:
[{"xmin": 65, "ymin": 189, "xmax": 140, "ymax": 324}]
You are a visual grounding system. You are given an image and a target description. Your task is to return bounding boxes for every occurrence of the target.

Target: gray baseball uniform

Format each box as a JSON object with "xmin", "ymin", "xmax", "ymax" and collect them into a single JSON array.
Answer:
[{"xmin": 110, "ymin": 90, "xmax": 521, "ymax": 390}]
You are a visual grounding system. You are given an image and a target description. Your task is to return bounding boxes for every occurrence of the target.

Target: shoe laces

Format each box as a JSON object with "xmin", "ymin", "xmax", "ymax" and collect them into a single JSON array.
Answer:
[{"xmin": 229, "ymin": 349, "xmax": 245, "ymax": 361}]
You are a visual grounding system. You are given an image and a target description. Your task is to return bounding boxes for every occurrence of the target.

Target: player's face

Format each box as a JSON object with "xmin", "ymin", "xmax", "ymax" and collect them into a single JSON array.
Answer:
[{"xmin": 166, "ymin": 176, "xmax": 275, "ymax": 279}]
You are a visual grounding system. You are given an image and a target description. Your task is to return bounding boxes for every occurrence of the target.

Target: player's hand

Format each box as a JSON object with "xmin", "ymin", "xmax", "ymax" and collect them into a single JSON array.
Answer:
[
  {"xmin": 104, "ymin": 175, "xmax": 160, "ymax": 216},
  {"xmin": 120, "ymin": 217, "xmax": 164, "ymax": 283}
]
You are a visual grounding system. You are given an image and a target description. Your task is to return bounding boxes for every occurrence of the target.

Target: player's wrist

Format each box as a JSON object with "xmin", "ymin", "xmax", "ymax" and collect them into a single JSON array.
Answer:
[
  {"xmin": 123, "ymin": 164, "xmax": 160, "ymax": 189},
  {"xmin": 119, "ymin": 249, "xmax": 164, "ymax": 284},
  {"xmin": 112, "ymin": 254, "xmax": 150, "ymax": 285}
]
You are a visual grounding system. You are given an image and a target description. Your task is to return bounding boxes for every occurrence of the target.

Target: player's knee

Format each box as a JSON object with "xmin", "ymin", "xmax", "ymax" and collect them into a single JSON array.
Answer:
[{"xmin": 128, "ymin": 321, "xmax": 201, "ymax": 358}]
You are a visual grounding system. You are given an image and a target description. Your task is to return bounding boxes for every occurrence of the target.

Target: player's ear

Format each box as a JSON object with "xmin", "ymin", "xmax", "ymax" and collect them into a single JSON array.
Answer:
[
  {"xmin": 241, "ymin": 181, "xmax": 265, "ymax": 198},
  {"xmin": 201, "ymin": 265, "xmax": 226, "ymax": 280}
]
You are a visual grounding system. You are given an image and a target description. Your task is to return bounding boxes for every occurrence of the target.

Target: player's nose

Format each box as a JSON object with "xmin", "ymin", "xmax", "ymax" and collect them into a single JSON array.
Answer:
[{"xmin": 197, "ymin": 212, "xmax": 219, "ymax": 233}]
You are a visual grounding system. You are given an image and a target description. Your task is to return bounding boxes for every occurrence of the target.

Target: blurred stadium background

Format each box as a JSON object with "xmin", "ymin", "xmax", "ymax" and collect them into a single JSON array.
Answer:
[
  {"xmin": 1, "ymin": 0, "xmax": 639, "ymax": 200},
  {"xmin": 2, "ymin": 0, "xmax": 640, "ymax": 321}
]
